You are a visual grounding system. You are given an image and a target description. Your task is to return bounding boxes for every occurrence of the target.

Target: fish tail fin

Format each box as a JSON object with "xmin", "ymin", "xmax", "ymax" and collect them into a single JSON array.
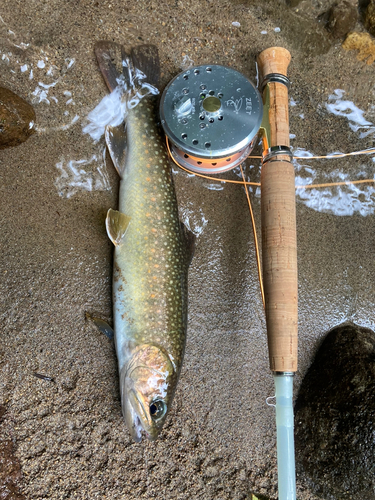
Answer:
[
  {"xmin": 130, "ymin": 45, "xmax": 160, "ymax": 89},
  {"xmin": 95, "ymin": 41, "xmax": 123, "ymax": 93},
  {"xmin": 95, "ymin": 41, "xmax": 160, "ymax": 96}
]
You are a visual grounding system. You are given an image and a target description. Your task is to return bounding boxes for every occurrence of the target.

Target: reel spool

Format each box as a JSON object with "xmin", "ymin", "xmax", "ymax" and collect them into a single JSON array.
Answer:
[{"xmin": 160, "ymin": 65, "xmax": 263, "ymax": 174}]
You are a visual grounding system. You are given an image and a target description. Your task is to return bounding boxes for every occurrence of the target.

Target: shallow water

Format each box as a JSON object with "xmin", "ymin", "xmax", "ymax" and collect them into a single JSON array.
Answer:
[{"xmin": 1, "ymin": 1, "xmax": 375, "ymax": 499}]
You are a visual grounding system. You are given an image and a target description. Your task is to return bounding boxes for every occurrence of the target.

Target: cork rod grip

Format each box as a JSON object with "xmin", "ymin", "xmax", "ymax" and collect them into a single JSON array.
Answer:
[{"xmin": 257, "ymin": 48, "xmax": 298, "ymax": 372}]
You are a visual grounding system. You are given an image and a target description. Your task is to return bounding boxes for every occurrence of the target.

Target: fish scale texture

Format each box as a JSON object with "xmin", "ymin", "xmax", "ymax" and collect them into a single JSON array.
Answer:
[{"xmin": 114, "ymin": 98, "xmax": 188, "ymax": 371}]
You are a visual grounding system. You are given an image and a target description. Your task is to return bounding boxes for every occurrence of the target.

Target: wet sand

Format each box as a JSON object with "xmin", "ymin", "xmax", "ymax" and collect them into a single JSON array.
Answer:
[{"xmin": 1, "ymin": 0, "xmax": 375, "ymax": 498}]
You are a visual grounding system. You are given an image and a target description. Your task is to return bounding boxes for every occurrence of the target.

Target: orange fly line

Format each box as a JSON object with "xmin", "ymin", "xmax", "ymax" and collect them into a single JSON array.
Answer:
[{"xmin": 166, "ymin": 137, "xmax": 375, "ymax": 307}]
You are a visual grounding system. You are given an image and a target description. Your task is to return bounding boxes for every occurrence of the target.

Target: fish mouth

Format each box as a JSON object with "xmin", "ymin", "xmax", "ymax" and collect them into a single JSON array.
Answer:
[
  {"xmin": 123, "ymin": 389, "xmax": 150, "ymax": 442},
  {"xmin": 120, "ymin": 369, "xmax": 160, "ymax": 442},
  {"xmin": 124, "ymin": 389, "xmax": 162, "ymax": 442}
]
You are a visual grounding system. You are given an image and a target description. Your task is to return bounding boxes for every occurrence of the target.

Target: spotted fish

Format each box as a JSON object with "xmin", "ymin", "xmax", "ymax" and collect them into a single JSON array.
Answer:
[{"xmin": 95, "ymin": 42, "xmax": 195, "ymax": 442}]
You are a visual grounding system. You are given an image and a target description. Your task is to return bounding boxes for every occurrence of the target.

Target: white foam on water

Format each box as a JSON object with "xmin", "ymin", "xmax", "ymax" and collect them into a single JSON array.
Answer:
[
  {"xmin": 291, "ymin": 90, "xmax": 375, "ymax": 216},
  {"xmin": 55, "ymin": 146, "xmax": 111, "ymax": 199},
  {"xmin": 180, "ymin": 204, "xmax": 208, "ymax": 236},
  {"xmin": 82, "ymin": 67, "xmax": 159, "ymax": 142},
  {"xmin": 202, "ymin": 182, "xmax": 224, "ymax": 191},
  {"xmin": 32, "ymin": 87, "xmax": 50, "ymax": 104},
  {"xmin": 325, "ymin": 89, "xmax": 373, "ymax": 133},
  {"xmin": 180, "ymin": 54, "xmax": 194, "ymax": 70},
  {"xmin": 82, "ymin": 87, "xmax": 126, "ymax": 141},
  {"xmin": 293, "ymin": 156, "xmax": 375, "ymax": 216}
]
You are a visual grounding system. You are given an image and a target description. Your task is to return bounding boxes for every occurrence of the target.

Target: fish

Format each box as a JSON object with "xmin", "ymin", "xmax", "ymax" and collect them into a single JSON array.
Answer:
[{"xmin": 95, "ymin": 41, "xmax": 195, "ymax": 442}]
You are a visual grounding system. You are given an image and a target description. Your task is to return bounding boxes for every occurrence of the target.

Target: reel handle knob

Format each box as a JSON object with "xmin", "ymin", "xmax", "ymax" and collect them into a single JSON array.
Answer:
[{"xmin": 257, "ymin": 47, "xmax": 298, "ymax": 374}]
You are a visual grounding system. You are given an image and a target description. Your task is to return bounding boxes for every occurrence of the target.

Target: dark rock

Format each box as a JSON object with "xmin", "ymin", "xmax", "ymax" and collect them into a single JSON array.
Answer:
[
  {"xmin": 295, "ymin": 323, "xmax": 375, "ymax": 499},
  {"xmin": 286, "ymin": 0, "xmax": 303, "ymax": 7},
  {"xmin": 365, "ymin": 0, "xmax": 375, "ymax": 36},
  {"xmin": 282, "ymin": 11, "xmax": 332, "ymax": 57},
  {"xmin": 0, "ymin": 87, "xmax": 36, "ymax": 149},
  {"xmin": 325, "ymin": 1, "xmax": 358, "ymax": 39},
  {"xmin": 0, "ymin": 440, "xmax": 26, "ymax": 500}
]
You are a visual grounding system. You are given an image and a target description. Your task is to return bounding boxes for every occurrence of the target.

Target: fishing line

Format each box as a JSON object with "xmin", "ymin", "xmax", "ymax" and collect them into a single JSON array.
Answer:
[
  {"xmin": 240, "ymin": 164, "xmax": 265, "ymax": 309},
  {"xmin": 166, "ymin": 136, "xmax": 374, "ymax": 307},
  {"xmin": 167, "ymin": 138, "xmax": 375, "ymax": 189}
]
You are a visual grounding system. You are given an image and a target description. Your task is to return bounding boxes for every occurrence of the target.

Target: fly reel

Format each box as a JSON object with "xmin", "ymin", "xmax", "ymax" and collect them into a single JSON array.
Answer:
[{"xmin": 160, "ymin": 64, "xmax": 263, "ymax": 174}]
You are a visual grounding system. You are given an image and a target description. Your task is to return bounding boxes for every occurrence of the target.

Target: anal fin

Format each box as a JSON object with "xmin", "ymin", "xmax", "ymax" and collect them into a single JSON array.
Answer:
[
  {"xmin": 181, "ymin": 222, "xmax": 196, "ymax": 266},
  {"xmin": 106, "ymin": 208, "xmax": 131, "ymax": 246}
]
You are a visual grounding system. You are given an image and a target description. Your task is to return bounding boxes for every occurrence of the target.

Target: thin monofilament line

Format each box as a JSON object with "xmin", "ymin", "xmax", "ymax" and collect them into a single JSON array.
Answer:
[
  {"xmin": 165, "ymin": 138, "xmax": 374, "ymax": 311},
  {"xmin": 166, "ymin": 138, "xmax": 375, "ymax": 189},
  {"xmin": 248, "ymin": 146, "xmax": 375, "ymax": 160},
  {"xmin": 240, "ymin": 164, "xmax": 265, "ymax": 309}
]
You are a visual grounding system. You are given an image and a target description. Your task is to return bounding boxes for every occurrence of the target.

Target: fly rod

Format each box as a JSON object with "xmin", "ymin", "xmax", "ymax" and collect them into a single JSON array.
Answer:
[
  {"xmin": 257, "ymin": 47, "xmax": 298, "ymax": 500},
  {"xmin": 159, "ymin": 53, "xmax": 297, "ymax": 498}
]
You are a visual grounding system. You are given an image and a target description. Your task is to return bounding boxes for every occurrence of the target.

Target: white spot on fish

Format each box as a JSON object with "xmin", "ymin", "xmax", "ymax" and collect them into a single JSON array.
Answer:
[
  {"xmin": 37, "ymin": 60, "xmax": 45, "ymax": 68},
  {"xmin": 20, "ymin": 64, "xmax": 28, "ymax": 72}
]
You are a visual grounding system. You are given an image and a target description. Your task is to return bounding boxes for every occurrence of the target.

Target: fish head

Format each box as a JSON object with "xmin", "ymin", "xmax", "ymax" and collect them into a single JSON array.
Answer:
[{"xmin": 120, "ymin": 344, "xmax": 176, "ymax": 442}]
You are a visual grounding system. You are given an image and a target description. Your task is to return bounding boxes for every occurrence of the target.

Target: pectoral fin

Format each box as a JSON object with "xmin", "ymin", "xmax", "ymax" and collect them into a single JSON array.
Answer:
[
  {"xmin": 105, "ymin": 125, "xmax": 127, "ymax": 178},
  {"xmin": 106, "ymin": 208, "xmax": 131, "ymax": 246}
]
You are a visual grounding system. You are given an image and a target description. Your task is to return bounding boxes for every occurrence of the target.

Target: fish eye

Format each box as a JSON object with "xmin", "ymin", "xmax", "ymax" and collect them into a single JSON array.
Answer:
[{"xmin": 149, "ymin": 400, "xmax": 166, "ymax": 420}]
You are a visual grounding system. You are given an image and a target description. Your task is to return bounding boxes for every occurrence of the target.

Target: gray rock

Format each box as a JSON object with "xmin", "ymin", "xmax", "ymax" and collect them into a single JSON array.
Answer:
[
  {"xmin": 326, "ymin": 1, "xmax": 358, "ymax": 39},
  {"xmin": 295, "ymin": 323, "xmax": 375, "ymax": 499}
]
